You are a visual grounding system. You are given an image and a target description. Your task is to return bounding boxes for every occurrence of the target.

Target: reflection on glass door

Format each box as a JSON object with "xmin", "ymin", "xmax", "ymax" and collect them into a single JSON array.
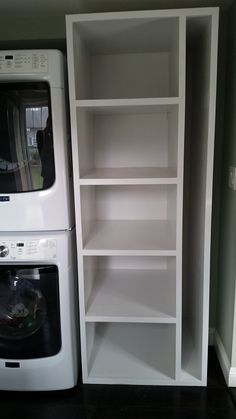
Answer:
[
  {"xmin": 25, "ymin": 106, "xmax": 49, "ymax": 190},
  {"xmin": 0, "ymin": 82, "xmax": 55, "ymax": 193}
]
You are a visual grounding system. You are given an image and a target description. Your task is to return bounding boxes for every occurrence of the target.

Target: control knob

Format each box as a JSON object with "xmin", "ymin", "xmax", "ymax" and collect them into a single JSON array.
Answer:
[{"xmin": 0, "ymin": 245, "xmax": 9, "ymax": 258}]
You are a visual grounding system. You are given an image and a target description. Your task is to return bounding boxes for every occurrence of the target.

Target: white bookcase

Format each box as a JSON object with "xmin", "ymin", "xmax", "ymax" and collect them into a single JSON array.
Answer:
[{"xmin": 66, "ymin": 8, "xmax": 219, "ymax": 386}]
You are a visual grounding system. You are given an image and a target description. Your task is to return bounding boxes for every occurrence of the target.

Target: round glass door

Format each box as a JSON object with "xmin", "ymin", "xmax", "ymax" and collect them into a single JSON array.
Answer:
[{"xmin": 0, "ymin": 268, "xmax": 47, "ymax": 340}]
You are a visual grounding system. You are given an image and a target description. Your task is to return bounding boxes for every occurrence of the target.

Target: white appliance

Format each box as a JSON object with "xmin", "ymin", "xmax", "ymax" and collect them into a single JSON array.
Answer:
[
  {"xmin": 0, "ymin": 50, "xmax": 78, "ymax": 391},
  {"xmin": 0, "ymin": 230, "xmax": 78, "ymax": 391},
  {"xmin": 0, "ymin": 50, "xmax": 74, "ymax": 231}
]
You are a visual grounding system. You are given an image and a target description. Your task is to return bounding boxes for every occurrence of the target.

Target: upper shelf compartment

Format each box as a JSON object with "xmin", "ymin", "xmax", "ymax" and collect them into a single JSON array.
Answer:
[
  {"xmin": 77, "ymin": 103, "xmax": 178, "ymax": 184},
  {"xmin": 71, "ymin": 16, "xmax": 179, "ymax": 99}
]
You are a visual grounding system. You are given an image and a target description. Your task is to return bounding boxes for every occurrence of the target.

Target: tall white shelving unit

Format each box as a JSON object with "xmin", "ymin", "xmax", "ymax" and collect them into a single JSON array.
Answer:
[{"xmin": 66, "ymin": 8, "xmax": 219, "ymax": 385}]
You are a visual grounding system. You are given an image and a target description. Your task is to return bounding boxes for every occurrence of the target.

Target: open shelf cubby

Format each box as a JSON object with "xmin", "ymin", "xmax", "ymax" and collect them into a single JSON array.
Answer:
[
  {"xmin": 86, "ymin": 323, "xmax": 176, "ymax": 383},
  {"xmin": 77, "ymin": 103, "xmax": 178, "ymax": 184},
  {"xmin": 84, "ymin": 256, "xmax": 176, "ymax": 322},
  {"xmin": 71, "ymin": 17, "xmax": 179, "ymax": 99},
  {"xmin": 81, "ymin": 185, "xmax": 177, "ymax": 254}
]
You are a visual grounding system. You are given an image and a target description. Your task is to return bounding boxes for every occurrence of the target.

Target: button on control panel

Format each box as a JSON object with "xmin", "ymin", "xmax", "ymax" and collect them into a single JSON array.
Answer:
[
  {"xmin": 0, "ymin": 52, "xmax": 48, "ymax": 73},
  {"xmin": 0, "ymin": 239, "xmax": 57, "ymax": 260}
]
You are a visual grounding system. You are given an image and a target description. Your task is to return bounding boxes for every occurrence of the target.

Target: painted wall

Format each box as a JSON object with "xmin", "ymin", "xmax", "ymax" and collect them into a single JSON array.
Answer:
[
  {"xmin": 216, "ymin": 1, "xmax": 236, "ymax": 364},
  {"xmin": 0, "ymin": 16, "xmax": 65, "ymax": 41}
]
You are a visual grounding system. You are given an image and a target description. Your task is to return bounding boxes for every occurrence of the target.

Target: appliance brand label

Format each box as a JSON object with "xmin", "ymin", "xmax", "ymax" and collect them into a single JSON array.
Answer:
[{"xmin": 0, "ymin": 196, "xmax": 10, "ymax": 202}]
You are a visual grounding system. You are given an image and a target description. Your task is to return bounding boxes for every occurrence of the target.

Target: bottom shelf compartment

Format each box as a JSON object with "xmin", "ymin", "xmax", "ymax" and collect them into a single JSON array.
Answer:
[{"xmin": 86, "ymin": 323, "xmax": 176, "ymax": 383}]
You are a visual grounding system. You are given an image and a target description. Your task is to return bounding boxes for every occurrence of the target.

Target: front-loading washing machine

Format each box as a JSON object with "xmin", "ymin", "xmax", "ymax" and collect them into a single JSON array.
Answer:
[{"xmin": 0, "ymin": 229, "xmax": 78, "ymax": 391}]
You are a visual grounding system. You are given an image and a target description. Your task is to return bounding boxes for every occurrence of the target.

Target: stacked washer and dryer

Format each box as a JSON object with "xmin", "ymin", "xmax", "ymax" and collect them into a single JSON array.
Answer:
[{"xmin": 0, "ymin": 50, "xmax": 78, "ymax": 390}]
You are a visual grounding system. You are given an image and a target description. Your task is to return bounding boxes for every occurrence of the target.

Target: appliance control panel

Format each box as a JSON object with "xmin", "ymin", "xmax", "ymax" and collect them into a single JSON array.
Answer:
[
  {"xmin": 0, "ymin": 239, "xmax": 56, "ymax": 260},
  {"xmin": 0, "ymin": 52, "xmax": 48, "ymax": 73}
]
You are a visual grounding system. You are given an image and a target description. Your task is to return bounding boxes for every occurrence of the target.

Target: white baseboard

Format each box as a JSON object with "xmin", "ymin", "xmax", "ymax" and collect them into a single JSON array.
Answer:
[
  {"xmin": 214, "ymin": 330, "xmax": 230, "ymax": 385},
  {"xmin": 229, "ymin": 368, "xmax": 236, "ymax": 387},
  {"xmin": 214, "ymin": 330, "xmax": 236, "ymax": 386}
]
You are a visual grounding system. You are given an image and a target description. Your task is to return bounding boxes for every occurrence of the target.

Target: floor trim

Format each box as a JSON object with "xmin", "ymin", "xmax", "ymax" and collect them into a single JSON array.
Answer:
[
  {"xmin": 208, "ymin": 328, "xmax": 236, "ymax": 387},
  {"xmin": 229, "ymin": 368, "xmax": 236, "ymax": 387},
  {"xmin": 214, "ymin": 330, "xmax": 234, "ymax": 386}
]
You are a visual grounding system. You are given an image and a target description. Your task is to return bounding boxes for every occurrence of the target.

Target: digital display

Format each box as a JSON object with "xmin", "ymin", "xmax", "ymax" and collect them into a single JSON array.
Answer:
[
  {"xmin": 17, "ymin": 243, "xmax": 24, "ymax": 247},
  {"xmin": 5, "ymin": 55, "xmax": 13, "ymax": 60}
]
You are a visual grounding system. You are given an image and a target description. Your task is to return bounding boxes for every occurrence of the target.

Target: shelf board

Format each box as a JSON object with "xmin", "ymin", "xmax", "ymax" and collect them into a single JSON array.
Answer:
[
  {"xmin": 80, "ymin": 167, "xmax": 178, "ymax": 185},
  {"xmin": 87, "ymin": 323, "xmax": 176, "ymax": 382},
  {"xmin": 75, "ymin": 98, "xmax": 179, "ymax": 113},
  {"xmin": 83, "ymin": 220, "xmax": 176, "ymax": 256},
  {"xmin": 85, "ymin": 268, "xmax": 176, "ymax": 323}
]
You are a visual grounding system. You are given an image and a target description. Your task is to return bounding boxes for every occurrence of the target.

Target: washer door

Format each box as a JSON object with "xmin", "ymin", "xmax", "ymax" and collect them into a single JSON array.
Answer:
[
  {"xmin": 0, "ymin": 269, "xmax": 47, "ymax": 340},
  {"xmin": 0, "ymin": 265, "xmax": 61, "ymax": 359}
]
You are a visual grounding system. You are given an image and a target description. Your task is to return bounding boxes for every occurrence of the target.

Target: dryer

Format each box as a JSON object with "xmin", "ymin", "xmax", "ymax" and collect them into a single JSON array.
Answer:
[
  {"xmin": 0, "ymin": 50, "xmax": 74, "ymax": 231},
  {"xmin": 0, "ymin": 230, "xmax": 78, "ymax": 391}
]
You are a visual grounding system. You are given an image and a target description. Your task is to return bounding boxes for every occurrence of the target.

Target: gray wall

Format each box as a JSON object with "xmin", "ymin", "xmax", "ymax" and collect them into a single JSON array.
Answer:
[
  {"xmin": 0, "ymin": 16, "xmax": 65, "ymax": 41},
  {"xmin": 216, "ymin": 1, "xmax": 236, "ymax": 364}
]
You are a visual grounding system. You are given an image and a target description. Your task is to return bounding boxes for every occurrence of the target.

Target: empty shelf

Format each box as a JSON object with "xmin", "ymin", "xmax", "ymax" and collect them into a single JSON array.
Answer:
[
  {"xmin": 76, "ymin": 98, "xmax": 180, "ymax": 112},
  {"xmin": 85, "ymin": 268, "xmax": 176, "ymax": 322},
  {"xmin": 83, "ymin": 220, "xmax": 176, "ymax": 255},
  {"xmin": 80, "ymin": 167, "xmax": 178, "ymax": 185},
  {"xmin": 86, "ymin": 323, "xmax": 176, "ymax": 383}
]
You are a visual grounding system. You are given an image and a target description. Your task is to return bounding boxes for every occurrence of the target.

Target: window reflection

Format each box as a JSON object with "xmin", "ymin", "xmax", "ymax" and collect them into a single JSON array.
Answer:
[
  {"xmin": 0, "ymin": 83, "xmax": 55, "ymax": 193},
  {"xmin": 26, "ymin": 106, "xmax": 49, "ymax": 190}
]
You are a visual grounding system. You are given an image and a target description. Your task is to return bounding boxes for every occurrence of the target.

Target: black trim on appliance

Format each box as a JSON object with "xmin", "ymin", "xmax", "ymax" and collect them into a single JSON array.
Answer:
[{"xmin": 5, "ymin": 362, "xmax": 20, "ymax": 368}]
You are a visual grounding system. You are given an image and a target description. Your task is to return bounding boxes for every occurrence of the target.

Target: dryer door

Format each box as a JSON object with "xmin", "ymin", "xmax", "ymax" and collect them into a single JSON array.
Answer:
[
  {"xmin": 0, "ymin": 265, "xmax": 61, "ymax": 359},
  {"xmin": 0, "ymin": 82, "xmax": 55, "ymax": 193}
]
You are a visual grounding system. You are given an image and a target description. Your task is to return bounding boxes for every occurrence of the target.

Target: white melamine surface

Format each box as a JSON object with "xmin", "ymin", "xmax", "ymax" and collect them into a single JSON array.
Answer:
[
  {"xmin": 83, "ymin": 220, "xmax": 176, "ymax": 255},
  {"xmin": 181, "ymin": 324, "xmax": 202, "ymax": 381},
  {"xmin": 74, "ymin": 17, "xmax": 179, "ymax": 54},
  {"xmin": 94, "ymin": 185, "xmax": 177, "ymax": 220},
  {"xmin": 80, "ymin": 167, "xmax": 178, "ymax": 185},
  {"xmin": 90, "ymin": 52, "xmax": 174, "ymax": 99},
  {"xmin": 179, "ymin": 370, "xmax": 202, "ymax": 385},
  {"xmin": 81, "ymin": 185, "xmax": 177, "ymax": 253},
  {"xmin": 85, "ymin": 268, "xmax": 176, "ymax": 322},
  {"xmin": 86, "ymin": 323, "xmax": 176, "ymax": 382},
  {"xmin": 93, "ymin": 112, "xmax": 175, "ymax": 168},
  {"xmin": 76, "ymin": 98, "xmax": 179, "ymax": 110},
  {"xmin": 71, "ymin": 17, "xmax": 179, "ymax": 99},
  {"xmin": 182, "ymin": 13, "xmax": 219, "ymax": 384},
  {"xmin": 92, "ymin": 112, "xmax": 168, "ymax": 169},
  {"xmin": 77, "ymin": 105, "xmax": 178, "ymax": 179},
  {"xmin": 66, "ymin": 8, "xmax": 219, "ymax": 386}
]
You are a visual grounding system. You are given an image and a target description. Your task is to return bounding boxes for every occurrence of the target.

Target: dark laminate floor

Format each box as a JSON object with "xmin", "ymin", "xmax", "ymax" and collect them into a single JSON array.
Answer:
[{"xmin": 0, "ymin": 348, "xmax": 236, "ymax": 419}]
